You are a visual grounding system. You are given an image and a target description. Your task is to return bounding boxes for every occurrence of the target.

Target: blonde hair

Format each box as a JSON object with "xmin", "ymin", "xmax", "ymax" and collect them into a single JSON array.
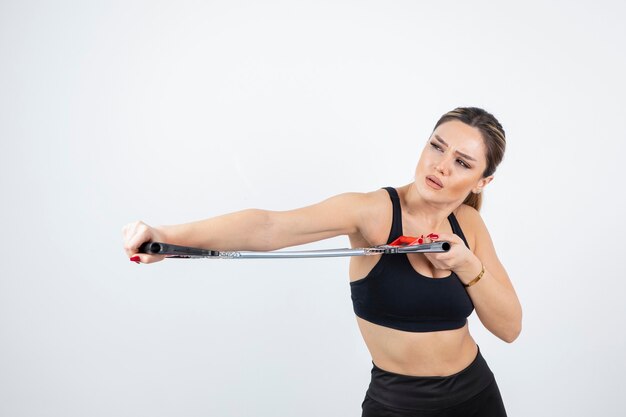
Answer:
[{"xmin": 433, "ymin": 107, "xmax": 506, "ymax": 211}]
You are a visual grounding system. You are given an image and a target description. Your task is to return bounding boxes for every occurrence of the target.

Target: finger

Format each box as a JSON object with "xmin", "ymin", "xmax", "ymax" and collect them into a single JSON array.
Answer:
[
  {"xmin": 428, "ymin": 232, "xmax": 463, "ymax": 246},
  {"xmin": 129, "ymin": 253, "xmax": 165, "ymax": 264},
  {"xmin": 128, "ymin": 232, "xmax": 151, "ymax": 256},
  {"xmin": 424, "ymin": 251, "xmax": 453, "ymax": 264},
  {"xmin": 423, "ymin": 252, "xmax": 448, "ymax": 269},
  {"xmin": 425, "ymin": 232, "xmax": 439, "ymax": 243},
  {"xmin": 124, "ymin": 221, "xmax": 150, "ymax": 258},
  {"xmin": 122, "ymin": 221, "xmax": 141, "ymax": 257}
]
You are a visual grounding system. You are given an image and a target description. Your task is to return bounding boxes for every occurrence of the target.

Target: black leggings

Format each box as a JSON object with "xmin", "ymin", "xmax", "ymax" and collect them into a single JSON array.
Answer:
[{"xmin": 361, "ymin": 346, "xmax": 507, "ymax": 417}]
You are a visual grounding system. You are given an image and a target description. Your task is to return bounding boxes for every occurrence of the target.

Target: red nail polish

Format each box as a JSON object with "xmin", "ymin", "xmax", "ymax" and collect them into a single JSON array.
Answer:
[
  {"xmin": 428, "ymin": 233, "xmax": 439, "ymax": 239},
  {"xmin": 417, "ymin": 238, "xmax": 424, "ymax": 244},
  {"xmin": 130, "ymin": 256, "xmax": 140, "ymax": 262}
]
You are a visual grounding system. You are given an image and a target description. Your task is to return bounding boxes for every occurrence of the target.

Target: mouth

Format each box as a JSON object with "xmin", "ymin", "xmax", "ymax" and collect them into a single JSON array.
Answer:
[{"xmin": 425, "ymin": 175, "xmax": 444, "ymax": 190}]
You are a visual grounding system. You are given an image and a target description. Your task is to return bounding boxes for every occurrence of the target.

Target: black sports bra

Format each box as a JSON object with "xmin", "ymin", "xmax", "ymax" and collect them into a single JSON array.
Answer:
[{"xmin": 349, "ymin": 187, "xmax": 474, "ymax": 332}]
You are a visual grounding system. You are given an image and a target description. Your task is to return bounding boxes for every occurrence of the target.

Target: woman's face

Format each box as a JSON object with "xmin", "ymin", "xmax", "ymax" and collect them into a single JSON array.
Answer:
[{"xmin": 414, "ymin": 120, "xmax": 493, "ymax": 205}]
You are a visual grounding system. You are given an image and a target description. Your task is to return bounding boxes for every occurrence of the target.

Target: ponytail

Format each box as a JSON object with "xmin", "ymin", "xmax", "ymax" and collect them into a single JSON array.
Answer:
[{"xmin": 462, "ymin": 192, "xmax": 482, "ymax": 211}]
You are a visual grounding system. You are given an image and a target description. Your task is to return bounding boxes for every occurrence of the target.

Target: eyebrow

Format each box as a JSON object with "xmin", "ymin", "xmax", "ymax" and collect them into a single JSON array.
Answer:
[{"xmin": 434, "ymin": 135, "xmax": 477, "ymax": 162}]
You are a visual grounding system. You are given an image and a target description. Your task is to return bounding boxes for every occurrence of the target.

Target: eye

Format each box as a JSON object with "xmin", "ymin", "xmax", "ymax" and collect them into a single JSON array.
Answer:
[
  {"xmin": 429, "ymin": 142, "xmax": 442, "ymax": 152},
  {"xmin": 457, "ymin": 159, "xmax": 470, "ymax": 169}
]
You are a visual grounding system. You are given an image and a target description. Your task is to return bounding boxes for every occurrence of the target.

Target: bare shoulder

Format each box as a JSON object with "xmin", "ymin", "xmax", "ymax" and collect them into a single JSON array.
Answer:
[
  {"xmin": 311, "ymin": 188, "xmax": 388, "ymax": 214},
  {"xmin": 301, "ymin": 188, "xmax": 392, "ymax": 248},
  {"xmin": 352, "ymin": 188, "xmax": 394, "ymax": 245},
  {"xmin": 454, "ymin": 203, "xmax": 482, "ymax": 224},
  {"xmin": 453, "ymin": 203, "xmax": 488, "ymax": 251},
  {"xmin": 359, "ymin": 188, "xmax": 394, "ymax": 212},
  {"xmin": 338, "ymin": 188, "xmax": 393, "ymax": 229},
  {"xmin": 454, "ymin": 203, "xmax": 505, "ymax": 259}
]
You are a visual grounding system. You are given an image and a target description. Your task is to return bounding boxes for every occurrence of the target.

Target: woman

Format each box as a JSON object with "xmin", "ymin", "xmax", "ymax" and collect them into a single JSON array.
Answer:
[{"xmin": 122, "ymin": 107, "xmax": 522, "ymax": 416}]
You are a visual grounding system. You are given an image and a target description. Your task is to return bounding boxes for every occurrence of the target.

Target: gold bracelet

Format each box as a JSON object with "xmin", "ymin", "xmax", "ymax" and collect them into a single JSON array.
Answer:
[{"xmin": 464, "ymin": 264, "xmax": 485, "ymax": 288}]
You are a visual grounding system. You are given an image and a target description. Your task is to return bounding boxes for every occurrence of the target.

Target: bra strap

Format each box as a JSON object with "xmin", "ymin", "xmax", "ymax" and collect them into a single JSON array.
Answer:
[
  {"xmin": 382, "ymin": 187, "xmax": 403, "ymax": 244},
  {"xmin": 447, "ymin": 212, "xmax": 470, "ymax": 249}
]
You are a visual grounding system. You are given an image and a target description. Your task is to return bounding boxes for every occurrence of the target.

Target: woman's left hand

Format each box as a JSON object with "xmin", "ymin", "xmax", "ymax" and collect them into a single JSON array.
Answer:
[{"xmin": 424, "ymin": 232, "xmax": 477, "ymax": 273}]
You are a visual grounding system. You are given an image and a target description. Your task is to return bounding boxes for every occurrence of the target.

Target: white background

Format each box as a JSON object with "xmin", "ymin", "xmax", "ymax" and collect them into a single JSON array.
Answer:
[{"xmin": 1, "ymin": 1, "xmax": 625, "ymax": 416}]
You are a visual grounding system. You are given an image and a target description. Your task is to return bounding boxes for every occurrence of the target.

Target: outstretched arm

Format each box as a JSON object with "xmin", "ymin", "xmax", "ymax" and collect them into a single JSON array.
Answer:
[{"xmin": 123, "ymin": 192, "xmax": 367, "ymax": 263}]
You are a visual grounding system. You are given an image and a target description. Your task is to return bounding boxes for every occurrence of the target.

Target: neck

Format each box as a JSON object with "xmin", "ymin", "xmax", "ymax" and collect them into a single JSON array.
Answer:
[{"xmin": 402, "ymin": 182, "xmax": 462, "ymax": 230}]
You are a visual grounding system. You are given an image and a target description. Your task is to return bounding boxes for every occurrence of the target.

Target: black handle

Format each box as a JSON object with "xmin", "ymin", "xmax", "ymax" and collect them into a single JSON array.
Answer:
[{"xmin": 138, "ymin": 242, "xmax": 218, "ymax": 257}]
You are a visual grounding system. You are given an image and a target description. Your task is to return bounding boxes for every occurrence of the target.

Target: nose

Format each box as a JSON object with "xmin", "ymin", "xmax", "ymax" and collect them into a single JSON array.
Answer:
[{"xmin": 434, "ymin": 154, "xmax": 454, "ymax": 175}]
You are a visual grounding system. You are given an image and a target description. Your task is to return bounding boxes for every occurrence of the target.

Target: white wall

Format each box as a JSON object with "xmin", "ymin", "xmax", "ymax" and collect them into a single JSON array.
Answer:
[{"xmin": 1, "ymin": 1, "xmax": 625, "ymax": 416}]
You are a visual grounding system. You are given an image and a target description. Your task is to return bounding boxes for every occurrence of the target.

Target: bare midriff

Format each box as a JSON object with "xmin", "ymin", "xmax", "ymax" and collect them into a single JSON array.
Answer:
[
  {"xmin": 355, "ymin": 316, "xmax": 478, "ymax": 377},
  {"xmin": 349, "ymin": 249, "xmax": 479, "ymax": 377}
]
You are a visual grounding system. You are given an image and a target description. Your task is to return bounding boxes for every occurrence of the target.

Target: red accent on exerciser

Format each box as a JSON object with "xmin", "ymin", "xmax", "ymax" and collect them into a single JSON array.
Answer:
[{"xmin": 389, "ymin": 235, "xmax": 420, "ymax": 246}]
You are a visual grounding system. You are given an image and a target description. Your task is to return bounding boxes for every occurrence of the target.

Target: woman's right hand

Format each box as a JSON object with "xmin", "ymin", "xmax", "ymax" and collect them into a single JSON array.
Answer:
[{"xmin": 122, "ymin": 220, "xmax": 167, "ymax": 264}]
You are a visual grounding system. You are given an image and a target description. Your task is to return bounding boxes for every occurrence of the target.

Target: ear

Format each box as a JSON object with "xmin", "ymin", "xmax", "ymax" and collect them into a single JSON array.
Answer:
[{"xmin": 473, "ymin": 175, "xmax": 494, "ymax": 194}]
